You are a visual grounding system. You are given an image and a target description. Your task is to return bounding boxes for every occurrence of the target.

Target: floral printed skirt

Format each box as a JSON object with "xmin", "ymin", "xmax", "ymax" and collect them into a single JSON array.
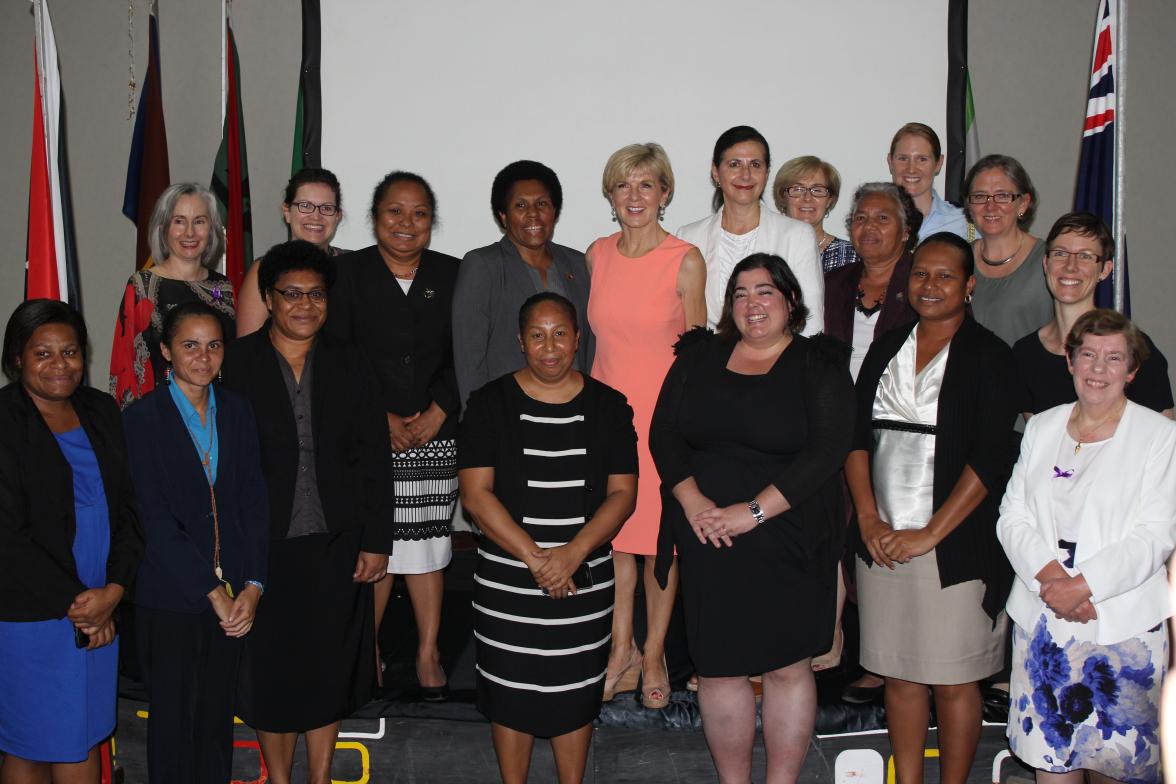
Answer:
[{"xmin": 1008, "ymin": 612, "xmax": 1167, "ymax": 783}]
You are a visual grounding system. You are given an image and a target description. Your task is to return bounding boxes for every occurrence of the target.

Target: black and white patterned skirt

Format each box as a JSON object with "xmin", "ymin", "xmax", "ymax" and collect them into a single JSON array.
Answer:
[{"xmin": 388, "ymin": 438, "xmax": 457, "ymax": 574}]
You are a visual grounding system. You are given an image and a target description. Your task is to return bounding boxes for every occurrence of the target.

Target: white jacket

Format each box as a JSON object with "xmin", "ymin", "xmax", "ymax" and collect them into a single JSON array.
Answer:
[
  {"xmin": 997, "ymin": 401, "xmax": 1176, "ymax": 644},
  {"xmin": 676, "ymin": 207, "xmax": 823, "ymax": 335}
]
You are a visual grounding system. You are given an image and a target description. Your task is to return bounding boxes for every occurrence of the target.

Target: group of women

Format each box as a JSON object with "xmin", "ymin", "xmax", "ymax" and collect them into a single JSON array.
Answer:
[{"xmin": 0, "ymin": 118, "xmax": 1173, "ymax": 784}]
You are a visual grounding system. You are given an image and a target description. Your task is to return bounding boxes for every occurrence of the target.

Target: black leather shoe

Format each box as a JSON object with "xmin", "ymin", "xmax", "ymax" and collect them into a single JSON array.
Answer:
[
  {"xmin": 420, "ymin": 683, "xmax": 450, "ymax": 703},
  {"xmin": 841, "ymin": 683, "xmax": 884, "ymax": 704}
]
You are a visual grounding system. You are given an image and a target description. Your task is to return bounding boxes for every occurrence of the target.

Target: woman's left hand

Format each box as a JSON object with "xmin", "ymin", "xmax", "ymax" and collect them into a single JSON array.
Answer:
[
  {"xmin": 353, "ymin": 551, "xmax": 390, "ymax": 583},
  {"xmin": 530, "ymin": 545, "xmax": 582, "ymax": 595},
  {"xmin": 692, "ymin": 503, "xmax": 757, "ymax": 547},
  {"xmin": 1039, "ymin": 573, "xmax": 1094, "ymax": 619},
  {"xmin": 879, "ymin": 528, "xmax": 937, "ymax": 563},
  {"xmin": 221, "ymin": 583, "xmax": 262, "ymax": 638},
  {"xmin": 67, "ymin": 584, "xmax": 124, "ymax": 634},
  {"xmin": 86, "ymin": 619, "xmax": 117, "ymax": 650},
  {"xmin": 405, "ymin": 404, "xmax": 446, "ymax": 448}
]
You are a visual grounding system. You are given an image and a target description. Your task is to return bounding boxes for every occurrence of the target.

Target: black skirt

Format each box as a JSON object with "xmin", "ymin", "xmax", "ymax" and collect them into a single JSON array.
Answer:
[{"xmin": 236, "ymin": 528, "xmax": 374, "ymax": 732}]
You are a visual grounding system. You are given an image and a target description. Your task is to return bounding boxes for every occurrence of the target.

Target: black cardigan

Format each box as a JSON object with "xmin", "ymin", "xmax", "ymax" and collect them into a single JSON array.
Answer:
[
  {"xmin": 852, "ymin": 316, "xmax": 1019, "ymax": 619},
  {"xmin": 0, "ymin": 383, "xmax": 143, "ymax": 621},
  {"xmin": 823, "ymin": 252, "xmax": 918, "ymax": 346},
  {"xmin": 326, "ymin": 246, "xmax": 462, "ymax": 440},
  {"xmin": 220, "ymin": 328, "xmax": 393, "ymax": 553},
  {"xmin": 457, "ymin": 374, "xmax": 637, "ymax": 522}
]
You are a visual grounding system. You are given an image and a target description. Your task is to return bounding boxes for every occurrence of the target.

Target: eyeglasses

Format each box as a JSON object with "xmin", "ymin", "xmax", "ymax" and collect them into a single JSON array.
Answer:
[
  {"xmin": 1046, "ymin": 248, "xmax": 1103, "ymax": 265},
  {"xmin": 966, "ymin": 192, "xmax": 1023, "ymax": 205},
  {"xmin": 272, "ymin": 287, "xmax": 328, "ymax": 304},
  {"xmin": 291, "ymin": 201, "xmax": 339, "ymax": 216},
  {"xmin": 783, "ymin": 185, "xmax": 832, "ymax": 198}
]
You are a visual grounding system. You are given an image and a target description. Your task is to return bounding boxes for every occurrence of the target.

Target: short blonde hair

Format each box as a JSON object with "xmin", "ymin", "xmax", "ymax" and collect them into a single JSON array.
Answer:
[
  {"xmin": 600, "ymin": 143, "xmax": 675, "ymax": 206},
  {"xmin": 148, "ymin": 182, "xmax": 225, "ymax": 269},
  {"xmin": 772, "ymin": 156, "xmax": 843, "ymax": 214}
]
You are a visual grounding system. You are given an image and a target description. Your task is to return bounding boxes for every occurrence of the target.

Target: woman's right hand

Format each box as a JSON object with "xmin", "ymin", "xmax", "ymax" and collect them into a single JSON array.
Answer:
[
  {"xmin": 207, "ymin": 585, "xmax": 234, "ymax": 624},
  {"xmin": 387, "ymin": 412, "xmax": 415, "ymax": 453},
  {"xmin": 860, "ymin": 514, "xmax": 896, "ymax": 569},
  {"xmin": 678, "ymin": 491, "xmax": 718, "ymax": 546},
  {"xmin": 86, "ymin": 619, "xmax": 116, "ymax": 650}
]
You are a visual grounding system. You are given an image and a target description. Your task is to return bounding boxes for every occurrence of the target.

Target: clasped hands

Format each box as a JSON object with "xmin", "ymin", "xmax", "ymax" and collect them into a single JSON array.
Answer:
[
  {"xmin": 67, "ymin": 583, "xmax": 123, "ymax": 650},
  {"xmin": 1036, "ymin": 561, "xmax": 1097, "ymax": 623},
  {"xmin": 388, "ymin": 406, "xmax": 445, "ymax": 453},
  {"xmin": 525, "ymin": 544, "xmax": 585, "ymax": 600},
  {"xmin": 207, "ymin": 581, "xmax": 263, "ymax": 638},
  {"xmin": 860, "ymin": 515, "xmax": 939, "ymax": 569},
  {"xmin": 688, "ymin": 502, "xmax": 759, "ymax": 548}
]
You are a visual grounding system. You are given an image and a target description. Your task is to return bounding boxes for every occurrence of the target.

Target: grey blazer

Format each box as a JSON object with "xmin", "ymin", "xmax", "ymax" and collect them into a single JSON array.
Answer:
[{"xmin": 453, "ymin": 236, "xmax": 594, "ymax": 407}]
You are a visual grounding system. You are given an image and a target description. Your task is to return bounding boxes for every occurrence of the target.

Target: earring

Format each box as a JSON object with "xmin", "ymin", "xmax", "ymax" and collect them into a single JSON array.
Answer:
[
  {"xmin": 964, "ymin": 293, "xmax": 974, "ymax": 304},
  {"xmin": 658, "ymin": 204, "xmax": 666, "ymax": 221},
  {"xmin": 217, "ymin": 369, "xmax": 223, "ymax": 383},
  {"xmin": 164, "ymin": 364, "xmax": 172, "ymax": 385},
  {"xmin": 610, "ymin": 207, "xmax": 617, "ymax": 223}
]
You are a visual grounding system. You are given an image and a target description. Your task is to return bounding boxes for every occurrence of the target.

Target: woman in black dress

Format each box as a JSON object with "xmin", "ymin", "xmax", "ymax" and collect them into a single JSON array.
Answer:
[
  {"xmin": 327, "ymin": 171, "xmax": 461, "ymax": 698},
  {"xmin": 459, "ymin": 293, "xmax": 637, "ymax": 784},
  {"xmin": 650, "ymin": 253, "xmax": 854, "ymax": 783},
  {"xmin": 221, "ymin": 241, "xmax": 391, "ymax": 784}
]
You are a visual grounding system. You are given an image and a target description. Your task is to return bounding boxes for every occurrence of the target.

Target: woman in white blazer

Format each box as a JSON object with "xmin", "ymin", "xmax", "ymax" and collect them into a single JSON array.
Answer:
[
  {"xmin": 997, "ymin": 308, "xmax": 1176, "ymax": 784},
  {"xmin": 676, "ymin": 126, "xmax": 823, "ymax": 334}
]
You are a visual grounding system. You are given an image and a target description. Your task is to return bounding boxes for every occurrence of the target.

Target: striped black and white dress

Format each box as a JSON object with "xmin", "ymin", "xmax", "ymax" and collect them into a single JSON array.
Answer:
[{"xmin": 469, "ymin": 390, "xmax": 618, "ymax": 737}]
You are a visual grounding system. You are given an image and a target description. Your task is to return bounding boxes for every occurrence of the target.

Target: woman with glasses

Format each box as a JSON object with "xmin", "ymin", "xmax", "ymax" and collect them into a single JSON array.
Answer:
[
  {"xmin": 677, "ymin": 126, "xmax": 824, "ymax": 332},
  {"xmin": 1013, "ymin": 212, "xmax": 1173, "ymax": 418},
  {"xmin": 773, "ymin": 156, "xmax": 859, "ymax": 274},
  {"xmin": 110, "ymin": 182, "xmax": 235, "ymax": 408},
  {"xmin": 222, "ymin": 240, "xmax": 391, "ymax": 784},
  {"xmin": 963, "ymin": 154, "xmax": 1053, "ymax": 347},
  {"xmin": 326, "ymin": 171, "xmax": 461, "ymax": 701},
  {"xmin": 237, "ymin": 168, "xmax": 351, "ymax": 337}
]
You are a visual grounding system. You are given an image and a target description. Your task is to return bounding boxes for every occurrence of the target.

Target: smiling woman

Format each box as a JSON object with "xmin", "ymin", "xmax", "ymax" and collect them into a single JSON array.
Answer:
[
  {"xmin": 109, "ymin": 182, "xmax": 235, "ymax": 409},
  {"xmin": 326, "ymin": 171, "xmax": 462, "ymax": 703}
]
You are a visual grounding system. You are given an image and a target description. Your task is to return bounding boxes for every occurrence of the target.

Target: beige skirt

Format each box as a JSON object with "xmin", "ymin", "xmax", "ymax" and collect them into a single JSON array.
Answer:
[{"xmin": 856, "ymin": 548, "xmax": 1006, "ymax": 685}]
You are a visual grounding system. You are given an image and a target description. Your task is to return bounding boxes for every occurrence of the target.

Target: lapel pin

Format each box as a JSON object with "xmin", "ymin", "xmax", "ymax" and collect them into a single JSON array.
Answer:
[{"xmin": 424, "ymin": 288, "xmax": 436, "ymax": 299}]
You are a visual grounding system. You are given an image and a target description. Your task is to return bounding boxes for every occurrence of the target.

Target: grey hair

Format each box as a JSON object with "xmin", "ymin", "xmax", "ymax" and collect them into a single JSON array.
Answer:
[
  {"xmin": 147, "ymin": 182, "xmax": 226, "ymax": 269},
  {"xmin": 844, "ymin": 181, "xmax": 922, "ymax": 252}
]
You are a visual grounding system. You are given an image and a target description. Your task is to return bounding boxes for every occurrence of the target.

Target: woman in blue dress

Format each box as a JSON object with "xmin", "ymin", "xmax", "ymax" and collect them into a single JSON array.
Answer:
[{"xmin": 0, "ymin": 299, "xmax": 143, "ymax": 780}]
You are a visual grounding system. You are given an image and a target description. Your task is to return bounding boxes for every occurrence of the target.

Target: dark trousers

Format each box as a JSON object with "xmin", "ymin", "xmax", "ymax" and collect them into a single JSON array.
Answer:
[{"xmin": 137, "ymin": 605, "xmax": 242, "ymax": 784}]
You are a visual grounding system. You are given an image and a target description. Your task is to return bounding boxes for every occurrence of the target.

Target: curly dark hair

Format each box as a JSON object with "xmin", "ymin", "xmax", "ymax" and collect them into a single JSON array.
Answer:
[
  {"xmin": 491, "ymin": 160, "xmax": 564, "ymax": 231},
  {"xmin": 716, "ymin": 253, "xmax": 810, "ymax": 341}
]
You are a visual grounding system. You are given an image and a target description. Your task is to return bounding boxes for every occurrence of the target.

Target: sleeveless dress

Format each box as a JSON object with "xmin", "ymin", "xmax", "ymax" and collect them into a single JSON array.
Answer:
[
  {"xmin": 856, "ymin": 329, "xmax": 1006, "ymax": 684},
  {"xmin": 0, "ymin": 427, "xmax": 117, "ymax": 762},
  {"xmin": 588, "ymin": 232, "xmax": 693, "ymax": 555}
]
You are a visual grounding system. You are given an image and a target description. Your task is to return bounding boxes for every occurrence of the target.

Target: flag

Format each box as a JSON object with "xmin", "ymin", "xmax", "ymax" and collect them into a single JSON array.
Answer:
[
  {"xmin": 122, "ymin": 0, "xmax": 170, "ymax": 270},
  {"xmin": 291, "ymin": 0, "xmax": 322, "ymax": 174},
  {"xmin": 1074, "ymin": 0, "xmax": 1127, "ymax": 312},
  {"xmin": 210, "ymin": 18, "xmax": 252, "ymax": 291},
  {"xmin": 26, "ymin": 0, "xmax": 81, "ymax": 307},
  {"xmin": 944, "ymin": 0, "xmax": 971, "ymax": 204}
]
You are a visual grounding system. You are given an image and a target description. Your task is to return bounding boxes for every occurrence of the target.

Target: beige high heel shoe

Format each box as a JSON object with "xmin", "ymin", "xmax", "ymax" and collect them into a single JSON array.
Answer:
[{"xmin": 602, "ymin": 650, "xmax": 643, "ymax": 702}]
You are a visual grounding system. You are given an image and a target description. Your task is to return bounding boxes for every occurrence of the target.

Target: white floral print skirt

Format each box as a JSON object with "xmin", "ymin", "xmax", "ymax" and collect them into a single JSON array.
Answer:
[{"xmin": 1008, "ymin": 609, "xmax": 1167, "ymax": 783}]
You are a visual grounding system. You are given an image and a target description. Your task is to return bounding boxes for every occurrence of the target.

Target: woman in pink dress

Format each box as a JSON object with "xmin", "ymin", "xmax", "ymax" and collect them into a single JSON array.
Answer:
[{"xmin": 587, "ymin": 143, "xmax": 706, "ymax": 709}]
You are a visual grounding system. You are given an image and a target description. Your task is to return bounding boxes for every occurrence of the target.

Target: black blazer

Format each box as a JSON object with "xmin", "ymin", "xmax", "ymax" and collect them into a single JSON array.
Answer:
[
  {"xmin": 124, "ymin": 386, "xmax": 269, "ymax": 614},
  {"xmin": 221, "ymin": 328, "xmax": 392, "ymax": 553},
  {"xmin": 823, "ymin": 252, "xmax": 917, "ymax": 346},
  {"xmin": 327, "ymin": 246, "xmax": 461, "ymax": 441},
  {"xmin": 0, "ymin": 384, "xmax": 143, "ymax": 621},
  {"xmin": 852, "ymin": 316, "xmax": 1019, "ymax": 619}
]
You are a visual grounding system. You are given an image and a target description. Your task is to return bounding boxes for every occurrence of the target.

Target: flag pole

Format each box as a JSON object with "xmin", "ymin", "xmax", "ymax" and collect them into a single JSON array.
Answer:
[
  {"xmin": 1113, "ymin": 0, "xmax": 1127, "ymax": 313},
  {"xmin": 218, "ymin": 0, "xmax": 227, "ymax": 275}
]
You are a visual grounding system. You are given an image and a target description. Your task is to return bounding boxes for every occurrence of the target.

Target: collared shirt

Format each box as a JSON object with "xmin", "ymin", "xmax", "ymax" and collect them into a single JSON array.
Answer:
[
  {"xmin": 918, "ymin": 190, "xmax": 969, "ymax": 242},
  {"xmin": 169, "ymin": 378, "xmax": 219, "ymax": 483},
  {"xmin": 274, "ymin": 343, "xmax": 328, "ymax": 538}
]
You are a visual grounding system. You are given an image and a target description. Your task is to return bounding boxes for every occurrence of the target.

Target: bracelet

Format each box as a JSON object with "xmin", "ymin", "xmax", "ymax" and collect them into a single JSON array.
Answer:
[
  {"xmin": 747, "ymin": 499, "xmax": 766, "ymax": 526},
  {"xmin": 244, "ymin": 580, "xmax": 265, "ymax": 595}
]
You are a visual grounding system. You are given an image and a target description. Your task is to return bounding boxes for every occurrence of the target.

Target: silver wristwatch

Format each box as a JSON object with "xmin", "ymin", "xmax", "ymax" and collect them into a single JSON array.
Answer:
[{"xmin": 747, "ymin": 499, "xmax": 766, "ymax": 526}]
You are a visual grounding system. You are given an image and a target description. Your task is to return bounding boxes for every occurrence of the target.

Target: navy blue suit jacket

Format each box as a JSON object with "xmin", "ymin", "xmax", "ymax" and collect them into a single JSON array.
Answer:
[{"xmin": 124, "ymin": 385, "xmax": 269, "ymax": 614}]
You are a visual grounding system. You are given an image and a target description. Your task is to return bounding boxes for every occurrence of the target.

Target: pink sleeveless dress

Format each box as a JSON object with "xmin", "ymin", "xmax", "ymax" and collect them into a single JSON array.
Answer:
[{"xmin": 588, "ymin": 232, "xmax": 694, "ymax": 555}]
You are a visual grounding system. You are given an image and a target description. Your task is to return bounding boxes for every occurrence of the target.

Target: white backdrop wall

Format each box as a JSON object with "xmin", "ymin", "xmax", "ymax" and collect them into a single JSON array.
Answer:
[{"xmin": 322, "ymin": 0, "xmax": 950, "ymax": 257}]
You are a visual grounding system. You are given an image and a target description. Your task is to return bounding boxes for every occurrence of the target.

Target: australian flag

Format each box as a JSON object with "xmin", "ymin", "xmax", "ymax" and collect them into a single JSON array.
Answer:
[{"xmin": 1074, "ymin": 0, "xmax": 1127, "ymax": 312}]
